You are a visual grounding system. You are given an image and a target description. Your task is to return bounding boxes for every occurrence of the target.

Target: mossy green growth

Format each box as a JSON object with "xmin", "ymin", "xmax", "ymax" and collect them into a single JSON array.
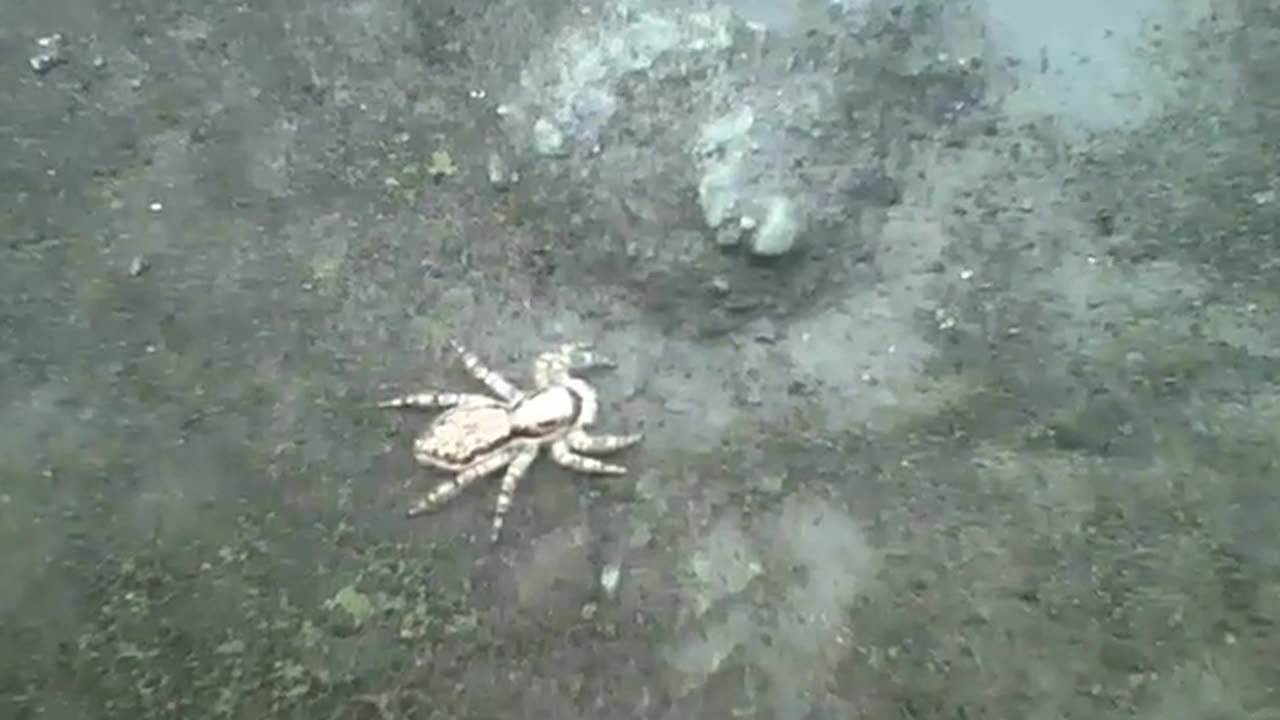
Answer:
[{"xmin": 36, "ymin": 509, "xmax": 478, "ymax": 720}]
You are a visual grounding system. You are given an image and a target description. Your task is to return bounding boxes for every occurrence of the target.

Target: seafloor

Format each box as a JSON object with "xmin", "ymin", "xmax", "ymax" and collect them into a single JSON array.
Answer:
[{"xmin": 2, "ymin": 1, "xmax": 1277, "ymax": 718}]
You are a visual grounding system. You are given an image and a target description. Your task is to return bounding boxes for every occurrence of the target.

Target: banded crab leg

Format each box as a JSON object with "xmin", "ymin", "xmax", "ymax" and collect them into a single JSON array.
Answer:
[
  {"xmin": 533, "ymin": 342, "xmax": 614, "ymax": 387},
  {"xmin": 378, "ymin": 339, "xmax": 524, "ymax": 409},
  {"xmin": 488, "ymin": 444, "xmax": 540, "ymax": 543},
  {"xmin": 565, "ymin": 429, "xmax": 643, "ymax": 454},
  {"xmin": 406, "ymin": 443, "xmax": 520, "ymax": 518},
  {"xmin": 449, "ymin": 340, "xmax": 523, "ymax": 403},
  {"xmin": 377, "ymin": 391, "xmax": 492, "ymax": 410},
  {"xmin": 404, "ymin": 440, "xmax": 540, "ymax": 543},
  {"xmin": 548, "ymin": 438, "xmax": 631, "ymax": 475}
]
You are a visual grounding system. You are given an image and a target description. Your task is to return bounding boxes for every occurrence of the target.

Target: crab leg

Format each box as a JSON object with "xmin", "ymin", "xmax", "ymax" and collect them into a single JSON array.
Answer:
[
  {"xmin": 564, "ymin": 378, "xmax": 600, "ymax": 426},
  {"xmin": 489, "ymin": 445, "xmax": 539, "ymax": 543},
  {"xmin": 450, "ymin": 340, "xmax": 523, "ymax": 402},
  {"xmin": 565, "ymin": 429, "xmax": 643, "ymax": 454},
  {"xmin": 406, "ymin": 446, "xmax": 516, "ymax": 517},
  {"xmin": 377, "ymin": 391, "xmax": 491, "ymax": 410},
  {"xmin": 533, "ymin": 342, "xmax": 614, "ymax": 387},
  {"xmin": 549, "ymin": 440, "xmax": 628, "ymax": 475}
]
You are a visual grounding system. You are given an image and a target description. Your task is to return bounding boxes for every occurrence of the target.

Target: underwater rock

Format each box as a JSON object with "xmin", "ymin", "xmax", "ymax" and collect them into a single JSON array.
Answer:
[{"xmin": 748, "ymin": 195, "xmax": 802, "ymax": 257}]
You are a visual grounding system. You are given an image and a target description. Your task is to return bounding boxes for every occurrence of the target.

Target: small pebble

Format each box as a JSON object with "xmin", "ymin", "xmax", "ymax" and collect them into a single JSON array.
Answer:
[
  {"xmin": 487, "ymin": 151, "xmax": 515, "ymax": 190},
  {"xmin": 600, "ymin": 563, "xmax": 621, "ymax": 597},
  {"xmin": 531, "ymin": 117, "xmax": 565, "ymax": 156},
  {"xmin": 29, "ymin": 33, "xmax": 66, "ymax": 75},
  {"xmin": 750, "ymin": 195, "xmax": 802, "ymax": 257},
  {"xmin": 715, "ymin": 225, "xmax": 742, "ymax": 247}
]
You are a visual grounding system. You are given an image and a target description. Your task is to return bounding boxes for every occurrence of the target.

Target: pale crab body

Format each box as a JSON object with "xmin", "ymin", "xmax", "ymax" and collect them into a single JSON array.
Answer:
[
  {"xmin": 412, "ymin": 385, "xmax": 579, "ymax": 471},
  {"xmin": 380, "ymin": 341, "xmax": 641, "ymax": 542}
]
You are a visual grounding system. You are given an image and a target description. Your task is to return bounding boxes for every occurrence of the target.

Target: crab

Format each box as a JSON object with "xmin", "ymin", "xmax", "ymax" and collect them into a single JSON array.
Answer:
[{"xmin": 379, "ymin": 340, "xmax": 642, "ymax": 542}]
